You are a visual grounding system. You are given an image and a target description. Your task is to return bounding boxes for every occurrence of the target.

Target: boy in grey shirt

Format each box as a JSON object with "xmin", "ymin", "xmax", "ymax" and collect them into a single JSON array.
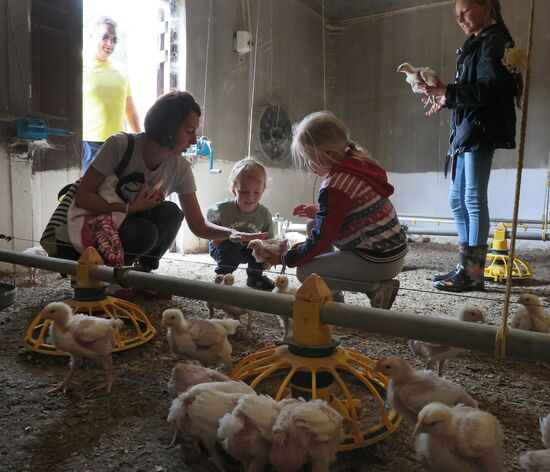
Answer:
[{"xmin": 207, "ymin": 158, "xmax": 275, "ymax": 290}]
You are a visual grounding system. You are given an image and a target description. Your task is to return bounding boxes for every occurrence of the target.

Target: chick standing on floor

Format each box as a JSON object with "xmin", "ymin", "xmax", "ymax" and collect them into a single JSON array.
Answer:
[
  {"xmin": 39, "ymin": 302, "xmax": 123, "ymax": 394},
  {"xmin": 207, "ymin": 158, "xmax": 275, "ymax": 291},
  {"xmin": 161, "ymin": 308, "xmax": 239, "ymax": 373}
]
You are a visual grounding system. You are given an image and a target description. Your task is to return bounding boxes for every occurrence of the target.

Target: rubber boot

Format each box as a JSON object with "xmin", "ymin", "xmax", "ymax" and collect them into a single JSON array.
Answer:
[
  {"xmin": 431, "ymin": 243, "xmax": 467, "ymax": 282},
  {"xmin": 433, "ymin": 245, "xmax": 487, "ymax": 292}
]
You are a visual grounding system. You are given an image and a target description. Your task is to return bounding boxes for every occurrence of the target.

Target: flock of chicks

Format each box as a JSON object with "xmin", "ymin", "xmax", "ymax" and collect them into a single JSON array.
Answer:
[
  {"xmin": 36, "ymin": 273, "xmax": 550, "ymax": 471},
  {"xmin": 374, "ymin": 300, "xmax": 550, "ymax": 471},
  {"xmin": 166, "ymin": 362, "xmax": 343, "ymax": 472}
]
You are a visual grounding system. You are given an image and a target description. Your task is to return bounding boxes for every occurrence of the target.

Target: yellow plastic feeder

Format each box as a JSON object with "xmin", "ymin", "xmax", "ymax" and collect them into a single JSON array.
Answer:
[
  {"xmin": 232, "ymin": 274, "xmax": 400, "ymax": 451},
  {"xmin": 23, "ymin": 248, "xmax": 155, "ymax": 356},
  {"xmin": 484, "ymin": 223, "xmax": 532, "ymax": 283}
]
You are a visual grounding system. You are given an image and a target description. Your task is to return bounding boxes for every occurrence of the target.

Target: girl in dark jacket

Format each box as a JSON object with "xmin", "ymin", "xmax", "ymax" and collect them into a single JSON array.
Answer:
[{"xmin": 419, "ymin": 0, "xmax": 523, "ymax": 292}]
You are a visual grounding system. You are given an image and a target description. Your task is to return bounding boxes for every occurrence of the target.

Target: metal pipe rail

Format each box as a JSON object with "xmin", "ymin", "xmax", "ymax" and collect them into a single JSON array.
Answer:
[{"xmin": 1, "ymin": 249, "xmax": 549, "ymax": 363}]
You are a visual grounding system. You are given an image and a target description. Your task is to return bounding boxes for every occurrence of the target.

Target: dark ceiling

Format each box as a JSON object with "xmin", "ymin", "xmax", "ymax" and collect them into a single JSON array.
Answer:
[{"xmin": 296, "ymin": 0, "xmax": 448, "ymax": 20}]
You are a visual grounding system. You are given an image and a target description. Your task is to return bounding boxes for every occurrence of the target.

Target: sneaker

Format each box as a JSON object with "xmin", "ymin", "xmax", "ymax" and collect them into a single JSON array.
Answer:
[
  {"xmin": 368, "ymin": 279, "xmax": 400, "ymax": 310},
  {"xmin": 246, "ymin": 276, "xmax": 275, "ymax": 291}
]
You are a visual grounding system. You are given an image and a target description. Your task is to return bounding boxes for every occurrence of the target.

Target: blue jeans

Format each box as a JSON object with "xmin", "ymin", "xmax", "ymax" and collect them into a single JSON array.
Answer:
[
  {"xmin": 448, "ymin": 150, "xmax": 494, "ymax": 246},
  {"xmin": 82, "ymin": 141, "xmax": 103, "ymax": 174},
  {"xmin": 209, "ymin": 240, "xmax": 265, "ymax": 280}
]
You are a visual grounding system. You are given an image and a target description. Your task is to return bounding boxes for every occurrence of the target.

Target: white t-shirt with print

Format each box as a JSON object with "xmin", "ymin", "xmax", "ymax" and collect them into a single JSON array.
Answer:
[{"xmin": 91, "ymin": 132, "xmax": 196, "ymax": 198}]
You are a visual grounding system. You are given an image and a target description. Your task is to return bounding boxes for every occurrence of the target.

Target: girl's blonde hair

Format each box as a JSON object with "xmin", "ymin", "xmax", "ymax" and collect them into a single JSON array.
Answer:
[
  {"xmin": 291, "ymin": 111, "xmax": 378, "ymax": 173},
  {"xmin": 229, "ymin": 157, "xmax": 268, "ymax": 192}
]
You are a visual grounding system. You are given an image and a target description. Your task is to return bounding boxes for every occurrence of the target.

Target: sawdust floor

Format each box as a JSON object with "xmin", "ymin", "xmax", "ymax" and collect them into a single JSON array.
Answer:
[{"xmin": 1, "ymin": 241, "xmax": 549, "ymax": 471}]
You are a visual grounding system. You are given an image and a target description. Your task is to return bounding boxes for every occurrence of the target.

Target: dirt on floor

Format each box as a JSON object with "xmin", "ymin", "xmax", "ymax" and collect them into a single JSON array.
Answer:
[{"xmin": 0, "ymin": 241, "xmax": 549, "ymax": 472}]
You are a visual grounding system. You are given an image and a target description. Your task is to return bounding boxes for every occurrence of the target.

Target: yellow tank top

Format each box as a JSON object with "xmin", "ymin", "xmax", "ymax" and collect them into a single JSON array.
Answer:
[{"xmin": 83, "ymin": 57, "xmax": 132, "ymax": 142}]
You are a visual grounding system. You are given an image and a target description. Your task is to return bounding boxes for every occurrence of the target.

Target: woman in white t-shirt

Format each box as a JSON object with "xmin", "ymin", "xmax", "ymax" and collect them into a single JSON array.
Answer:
[{"xmin": 74, "ymin": 91, "xmax": 266, "ymax": 276}]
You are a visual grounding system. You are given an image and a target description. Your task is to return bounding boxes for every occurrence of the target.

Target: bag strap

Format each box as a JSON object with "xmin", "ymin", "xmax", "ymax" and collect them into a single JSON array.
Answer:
[{"xmin": 114, "ymin": 133, "xmax": 135, "ymax": 178}]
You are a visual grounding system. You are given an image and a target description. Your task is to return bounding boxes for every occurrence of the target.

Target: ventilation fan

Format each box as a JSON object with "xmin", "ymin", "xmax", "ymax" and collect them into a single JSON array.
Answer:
[{"xmin": 258, "ymin": 104, "xmax": 292, "ymax": 162}]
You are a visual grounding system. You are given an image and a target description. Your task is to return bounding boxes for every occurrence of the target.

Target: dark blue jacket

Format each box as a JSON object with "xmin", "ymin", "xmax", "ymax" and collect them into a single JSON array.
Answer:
[{"xmin": 444, "ymin": 23, "xmax": 517, "ymax": 178}]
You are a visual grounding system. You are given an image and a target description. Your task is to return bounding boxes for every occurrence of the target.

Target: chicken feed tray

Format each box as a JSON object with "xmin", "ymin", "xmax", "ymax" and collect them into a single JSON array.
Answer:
[
  {"xmin": 22, "ymin": 248, "xmax": 155, "ymax": 355},
  {"xmin": 232, "ymin": 274, "xmax": 401, "ymax": 451}
]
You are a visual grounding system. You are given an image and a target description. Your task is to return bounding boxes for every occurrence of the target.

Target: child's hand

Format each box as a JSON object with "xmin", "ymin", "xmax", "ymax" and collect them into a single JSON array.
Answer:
[{"xmin": 292, "ymin": 204, "xmax": 319, "ymax": 219}]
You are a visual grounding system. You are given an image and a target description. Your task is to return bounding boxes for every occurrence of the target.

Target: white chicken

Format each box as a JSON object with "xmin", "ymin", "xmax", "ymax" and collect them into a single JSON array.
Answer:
[
  {"xmin": 269, "ymin": 398, "xmax": 343, "ymax": 472},
  {"xmin": 512, "ymin": 294, "xmax": 550, "ymax": 334},
  {"xmin": 167, "ymin": 361, "xmax": 229, "ymax": 398},
  {"xmin": 22, "ymin": 245, "xmax": 48, "ymax": 285},
  {"xmin": 374, "ymin": 356, "xmax": 477, "ymax": 426},
  {"xmin": 519, "ymin": 450, "xmax": 550, "ymax": 471},
  {"xmin": 397, "ymin": 62, "xmax": 440, "ymax": 108},
  {"xmin": 247, "ymin": 239, "xmax": 289, "ymax": 264},
  {"xmin": 518, "ymin": 413, "xmax": 550, "ymax": 471},
  {"xmin": 206, "ymin": 274, "xmax": 254, "ymax": 337},
  {"xmin": 272, "ymin": 275, "xmax": 296, "ymax": 339},
  {"xmin": 206, "ymin": 274, "xmax": 226, "ymax": 316},
  {"xmin": 282, "ymin": 231, "xmax": 307, "ymax": 246},
  {"xmin": 397, "ymin": 62, "xmax": 439, "ymax": 90},
  {"xmin": 161, "ymin": 308, "xmax": 239, "ymax": 373},
  {"xmin": 409, "ymin": 305, "xmax": 485, "ymax": 376},
  {"xmin": 168, "ymin": 380, "xmax": 255, "ymax": 470},
  {"xmin": 39, "ymin": 301, "xmax": 123, "ymax": 394},
  {"xmin": 218, "ymin": 393, "xmax": 281, "ymax": 472},
  {"xmin": 414, "ymin": 402, "xmax": 504, "ymax": 472}
]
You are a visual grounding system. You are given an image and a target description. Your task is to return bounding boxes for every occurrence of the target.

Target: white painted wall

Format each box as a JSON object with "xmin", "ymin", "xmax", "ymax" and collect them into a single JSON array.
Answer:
[
  {"xmin": 390, "ymin": 167, "xmax": 550, "ymax": 249},
  {"xmin": 390, "ymin": 168, "xmax": 549, "ymax": 222}
]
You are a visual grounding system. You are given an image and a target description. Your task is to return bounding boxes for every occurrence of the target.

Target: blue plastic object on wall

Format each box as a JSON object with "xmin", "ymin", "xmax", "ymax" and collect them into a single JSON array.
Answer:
[
  {"xmin": 16, "ymin": 116, "xmax": 73, "ymax": 140},
  {"xmin": 194, "ymin": 136, "xmax": 221, "ymax": 173}
]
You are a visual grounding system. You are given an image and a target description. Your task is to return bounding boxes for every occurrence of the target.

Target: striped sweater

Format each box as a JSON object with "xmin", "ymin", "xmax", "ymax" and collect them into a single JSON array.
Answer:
[{"xmin": 284, "ymin": 158, "xmax": 408, "ymax": 267}]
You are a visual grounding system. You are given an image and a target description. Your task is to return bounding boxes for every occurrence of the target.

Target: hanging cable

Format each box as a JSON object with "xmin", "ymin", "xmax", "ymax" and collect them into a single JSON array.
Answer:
[
  {"xmin": 269, "ymin": 0, "xmax": 274, "ymax": 103},
  {"xmin": 495, "ymin": 0, "xmax": 536, "ymax": 358},
  {"xmin": 201, "ymin": 0, "xmax": 213, "ymax": 135},
  {"xmin": 247, "ymin": 0, "xmax": 261, "ymax": 156},
  {"xmin": 321, "ymin": 0, "xmax": 327, "ymax": 109}
]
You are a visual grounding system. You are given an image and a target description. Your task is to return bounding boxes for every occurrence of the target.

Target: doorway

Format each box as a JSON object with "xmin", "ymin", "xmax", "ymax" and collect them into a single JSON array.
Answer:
[{"xmin": 83, "ymin": 0, "xmax": 178, "ymax": 125}]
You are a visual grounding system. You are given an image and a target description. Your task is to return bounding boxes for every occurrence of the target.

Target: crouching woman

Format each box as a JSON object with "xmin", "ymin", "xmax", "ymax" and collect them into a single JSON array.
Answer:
[{"xmin": 70, "ymin": 91, "xmax": 264, "ymax": 274}]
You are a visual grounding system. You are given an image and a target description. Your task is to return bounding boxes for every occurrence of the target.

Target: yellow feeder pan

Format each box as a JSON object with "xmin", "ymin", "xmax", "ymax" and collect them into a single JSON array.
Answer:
[
  {"xmin": 232, "ymin": 274, "xmax": 400, "ymax": 451},
  {"xmin": 484, "ymin": 223, "xmax": 532, "ymax": 283},
  {"xmin": 23, "ymin": 248, "xmax": 155, "ymax": 356}
]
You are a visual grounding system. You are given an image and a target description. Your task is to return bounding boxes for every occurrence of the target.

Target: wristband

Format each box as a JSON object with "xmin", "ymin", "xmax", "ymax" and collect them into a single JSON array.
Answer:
[{"xmin": 125, "ymin": 202, "xmax": 130, "ymax": 215}]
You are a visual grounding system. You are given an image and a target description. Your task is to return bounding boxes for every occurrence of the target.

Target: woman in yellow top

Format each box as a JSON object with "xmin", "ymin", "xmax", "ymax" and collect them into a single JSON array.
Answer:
[{"xmin": 82, "ymin": 16, "xmax": 141, "ymax": 173}]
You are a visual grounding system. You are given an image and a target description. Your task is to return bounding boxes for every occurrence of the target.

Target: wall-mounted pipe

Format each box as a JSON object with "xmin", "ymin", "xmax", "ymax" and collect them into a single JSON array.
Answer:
[
  {"xmin": 288, "ymin": 223, "xmax": 549, "ymax": 241},
  {"xmin": 405, "ymin": 226, "xmax": 550, "ymax": 241},
  {"xmin": 1, "ymin": 249, "xmax": 549, "ymax": 363},
  {"xmin": 399, "ymin": 214, "xmax": 547, "ymax": 227}
]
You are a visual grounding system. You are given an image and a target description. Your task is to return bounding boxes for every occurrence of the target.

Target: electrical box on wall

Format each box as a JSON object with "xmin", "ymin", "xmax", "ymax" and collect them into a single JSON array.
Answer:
[{"xmin": 233, "ymin": 31, "xmax": 251, "ymax": 54}]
